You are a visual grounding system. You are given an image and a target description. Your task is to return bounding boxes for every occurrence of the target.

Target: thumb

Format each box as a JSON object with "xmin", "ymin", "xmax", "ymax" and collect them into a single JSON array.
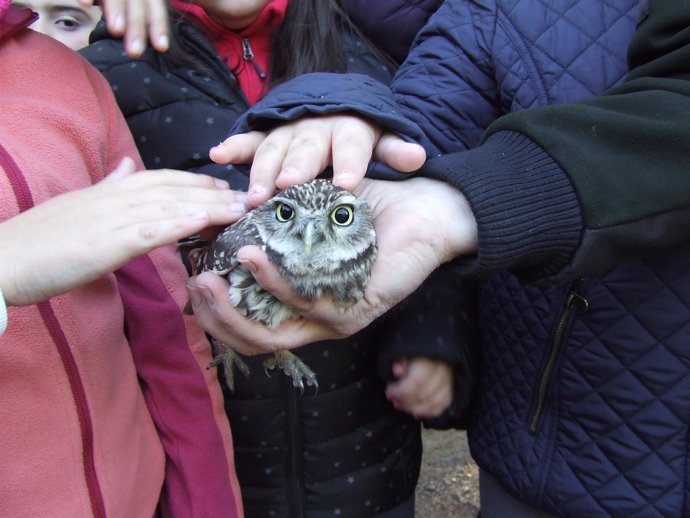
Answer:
[{"xmin": 374, "ymin": 133, "xmax": 426, "ymax": 173}]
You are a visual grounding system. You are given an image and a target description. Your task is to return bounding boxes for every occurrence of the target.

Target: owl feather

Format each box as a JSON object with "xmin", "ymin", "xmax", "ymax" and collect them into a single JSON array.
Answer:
[{"xmin": 190, "ymin": 179, "xmax": 377, "ymax": 392}]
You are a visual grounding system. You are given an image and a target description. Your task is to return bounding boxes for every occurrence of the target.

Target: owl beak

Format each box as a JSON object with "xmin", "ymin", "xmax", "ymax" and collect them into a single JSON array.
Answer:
[{"xmin": 303, "ymin": 221, "xmax": 315, "ymax": 254}]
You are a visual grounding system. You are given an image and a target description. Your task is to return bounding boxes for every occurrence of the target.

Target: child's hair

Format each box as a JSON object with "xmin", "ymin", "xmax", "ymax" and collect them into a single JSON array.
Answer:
[{"xmin": 168, "ymin": 0, "xmax": 394, "ymax": 83}]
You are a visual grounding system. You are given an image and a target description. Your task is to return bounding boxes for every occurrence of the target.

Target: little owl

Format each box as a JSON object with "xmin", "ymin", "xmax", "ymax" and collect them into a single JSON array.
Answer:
[{"xmin": 189, "ymin": 179, "xmax": 377, "ymax": 392}]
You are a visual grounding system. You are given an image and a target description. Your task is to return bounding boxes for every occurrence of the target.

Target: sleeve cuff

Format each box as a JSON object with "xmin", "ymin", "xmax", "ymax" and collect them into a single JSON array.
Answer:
[{"xmin": 420, "ymin": 131, "xmax": 583, "ymax": 281}]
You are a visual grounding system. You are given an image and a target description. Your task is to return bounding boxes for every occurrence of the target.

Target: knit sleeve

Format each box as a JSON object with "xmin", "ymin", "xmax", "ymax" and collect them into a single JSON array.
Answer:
[{"xmin": 473, "ymin": 0, "xmax": 690, "ymax": 281}]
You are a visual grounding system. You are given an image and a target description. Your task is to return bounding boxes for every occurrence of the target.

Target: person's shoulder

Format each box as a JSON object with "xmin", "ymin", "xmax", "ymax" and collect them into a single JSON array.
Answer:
[
  {"xmin": 4, "ymin": 29, "xmax": 103, "ymax": 89},
  {"xmin": 18, "ymin": 29, "xmax": 100, "ymax": 79}
]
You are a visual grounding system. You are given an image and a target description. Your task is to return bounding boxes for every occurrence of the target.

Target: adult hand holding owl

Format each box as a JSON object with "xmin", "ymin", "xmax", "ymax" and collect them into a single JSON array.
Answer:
[{"xmin": 188, "ymin": 176, "xmax": 477, "ymax": 354}]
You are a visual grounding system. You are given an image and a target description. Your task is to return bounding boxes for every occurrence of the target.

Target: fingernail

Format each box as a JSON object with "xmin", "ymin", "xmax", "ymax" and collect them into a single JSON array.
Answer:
[
  {"xmin": 187, "ymin": 285, "xmax": 202, "ymax": 307},
  {"xmin": 129, "ymin": 37, "xmax": 144, "ymax": 56},
  {"xmin": 198, "ymin": 285, "xmax": 214, "ymax": 306},
  {"xmin": 157, "ymin": 35, "xmax": 169, "ymax": 50},
  {"xmin": 213, "ymin": 178, "xmax": 229, "ymax": 189},
  {"xmin": 238, "ymin": 258, "xmax": 258, "ymax": 274},
  {"xmin": 113, "ymin": 13, "xmax": 124, "ymax": 32}
]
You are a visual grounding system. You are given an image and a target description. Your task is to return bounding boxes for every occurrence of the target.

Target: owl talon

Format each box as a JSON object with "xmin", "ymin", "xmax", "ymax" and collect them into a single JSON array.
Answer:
[
  {"xmin": 263, "ymin": 350, "xmax": 319, "ymax": 395},
  {"xmin": 208, "ymin": 339, "xmax": 250, "ymax": 392}
]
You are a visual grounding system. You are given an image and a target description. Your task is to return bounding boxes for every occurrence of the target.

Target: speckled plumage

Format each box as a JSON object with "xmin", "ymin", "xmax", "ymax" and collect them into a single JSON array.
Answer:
[{"xmin": 190, "ymin": 179, "xmax": 377, "ymax": 391}]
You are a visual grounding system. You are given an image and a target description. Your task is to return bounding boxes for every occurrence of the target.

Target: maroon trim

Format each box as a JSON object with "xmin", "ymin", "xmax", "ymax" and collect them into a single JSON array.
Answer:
[
  {"xmin": 117, "ymin": 255, "xmax": 240, "ymax": 516},
  {"xmin": 0, "ymin": 143, "xmax": 107, "ymax": 518},
  {"xmin": 0, "ymin": 6, "xmax": 38, "ymax": 40}
]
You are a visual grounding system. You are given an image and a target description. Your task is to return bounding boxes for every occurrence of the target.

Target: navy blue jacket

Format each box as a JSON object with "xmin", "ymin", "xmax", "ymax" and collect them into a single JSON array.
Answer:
[
  {"xmin": 226, "ymin": 1, "xmax": 690, "ymax": 516},
  {"xmin": 343, "ymin": 0, "xmax": 443, "ymax": 62}
]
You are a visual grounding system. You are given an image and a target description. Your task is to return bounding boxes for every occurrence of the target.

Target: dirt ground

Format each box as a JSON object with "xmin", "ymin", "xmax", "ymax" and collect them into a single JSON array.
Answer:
[{"xmin": 415, "ymin": 429, "xmax": 479, "ymax": 517}]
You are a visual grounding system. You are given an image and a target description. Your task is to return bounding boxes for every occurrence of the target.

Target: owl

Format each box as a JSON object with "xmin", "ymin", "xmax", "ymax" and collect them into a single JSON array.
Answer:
[{"xmin": 189, "ymin": 179, "xmax": 378, "ymax": 392}]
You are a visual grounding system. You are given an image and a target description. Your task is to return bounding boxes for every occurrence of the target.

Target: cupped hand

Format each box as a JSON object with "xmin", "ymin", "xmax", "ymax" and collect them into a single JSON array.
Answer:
[
  {"xmin": 209, "ymin": 115, "xmax": 426, "ymax": 207},
  {"xmin": 187, "ymin": 176, "xmax": 477, "ymax": 353},
  {"xmin": 79, "ymin": 0, "xmax": 169, "ymax": 57},
  {"xmin": 385, "ymin": 358, "xmax": 454, "ymax": 419},
  {"xmin": 0, "ymin": 157, "xmax": 247, "ymax": 306}
]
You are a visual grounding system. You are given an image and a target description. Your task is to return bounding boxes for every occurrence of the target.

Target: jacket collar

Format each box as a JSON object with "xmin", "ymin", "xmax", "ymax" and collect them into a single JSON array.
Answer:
[{"xmin": 169, "ymin": 0, "xmax": 289, "ymax": 105}]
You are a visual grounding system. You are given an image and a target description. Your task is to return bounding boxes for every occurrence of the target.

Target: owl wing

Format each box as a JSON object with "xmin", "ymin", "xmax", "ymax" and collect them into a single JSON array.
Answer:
[{"xmin": 190, "ymin": 213, "xmax": 263, "ymax": 276}]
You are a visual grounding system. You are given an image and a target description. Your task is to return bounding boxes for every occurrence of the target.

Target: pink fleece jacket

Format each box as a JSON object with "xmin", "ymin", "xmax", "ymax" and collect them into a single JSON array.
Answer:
[{"xmin": 0, "ymin": 9, "xmax": 243, "ymax": 518}]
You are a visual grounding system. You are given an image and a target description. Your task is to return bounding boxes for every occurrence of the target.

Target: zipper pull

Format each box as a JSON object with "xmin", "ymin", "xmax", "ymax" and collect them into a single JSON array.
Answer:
[
  {"xmin": 242, "ymin": 38, "xmax": 267, "ymax": 79},
  {"xmin": 565, "ymin": 279, "xmax": 589, "ymax": 311}
]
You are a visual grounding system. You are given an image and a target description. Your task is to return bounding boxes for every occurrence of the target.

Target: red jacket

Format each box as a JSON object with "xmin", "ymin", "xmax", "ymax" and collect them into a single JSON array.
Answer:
[{"xmin": 0, "ymin": 8, "xmax": 243, "ymax": 518}]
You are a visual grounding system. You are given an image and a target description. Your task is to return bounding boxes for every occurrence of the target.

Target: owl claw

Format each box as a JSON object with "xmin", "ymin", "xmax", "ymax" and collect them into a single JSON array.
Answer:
[
  {"xmin": 263, "ymin": 350, "xmax": 319, "ymax": 395},
  {"xmin": 208, "ymin": 339, "xmax": 250, "ymax": 392}
]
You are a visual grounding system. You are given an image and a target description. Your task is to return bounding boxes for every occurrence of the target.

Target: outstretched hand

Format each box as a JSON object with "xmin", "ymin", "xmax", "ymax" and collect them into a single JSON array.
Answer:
[
  {"xmin": 210, "ymin": 114, "xmax": 427, "ymax": 207},
  {"xmin": 187, "ymin": 176, "xmax": 477, "ymax": 355},
  {"xmin": 78, "ymin": 0, "xmax": 169, "ymax": 57},
  {"xmin": 0, "ymin": 158, "xmax": 247, "ymax": 307}
]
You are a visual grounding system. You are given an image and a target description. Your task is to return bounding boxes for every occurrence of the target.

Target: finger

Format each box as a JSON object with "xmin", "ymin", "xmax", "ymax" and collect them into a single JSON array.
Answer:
[
  {"xmin": 117, "ymin": 169, "xmax": 230, "ymax": 190},
  {"xmin": 187, "ymin": 273, "xmax": 278, "ymax": 355},
  {"xmin": 235, "ymin": 246, "xmax": 317, "ymax": 316},
  {"xmin": 274, "ymin": 122, "xmax": 331, "ymax": 190},
  {"xmin": 122, "ymin": 0, "xmax": 147, "ymax": 57},
  {"xmin": 210, "ymin": 132, "xmax": 267, "ymax": 164},
  {"xmin": 330, "ymin": 117, "xmax": 380, "ymax": 191},
  {"xmin": 407, "ymin": 368, "xmax": 452, "ymax": 417},
  {"xmin": 188, "ymin": 272, "xmax": 334, "ymax": 352},
  {"xmin": 101, "ymin": 0, "xmax": 126, "ymax": 36},
  {"xmin": 247, "ymin": 127, "xmax": 304, "ymax": 205},
  {"xmin": 373, "ymin": 134, "xmax": 426, "ymax": 173},
  {"xmin": 112, "ymin": 186, "xmax": 246, "ymax": 229},
  {"xmin": 143, "ymin": 0, "xmax": 170, "ymax": 52}
]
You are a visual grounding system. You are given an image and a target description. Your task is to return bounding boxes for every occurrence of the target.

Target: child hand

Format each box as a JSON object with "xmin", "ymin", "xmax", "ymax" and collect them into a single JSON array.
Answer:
[
  {"xmin": 385, "ymin": 357, "xmax": 453, "ymax": 419},
  {"xmin": 79, "ymin": 0, "xmax": 169, "ymax": 57},
  {"xmin": 209, "ymin": 115, "xmax": 426, "ymax": 207},
  {"xmin": 0, "ymin": 158, "xmax": 246, "ymax": 307}
]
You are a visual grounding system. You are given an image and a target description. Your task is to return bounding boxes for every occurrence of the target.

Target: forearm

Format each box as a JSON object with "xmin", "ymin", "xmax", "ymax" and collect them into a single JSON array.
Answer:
[
  {"xmin": 424, "ymin": 0, "xmax": 690, "ymax": 282},
  {"xmin": 420, "ymin": 132, "xmax": 582, "ymax": 282}
]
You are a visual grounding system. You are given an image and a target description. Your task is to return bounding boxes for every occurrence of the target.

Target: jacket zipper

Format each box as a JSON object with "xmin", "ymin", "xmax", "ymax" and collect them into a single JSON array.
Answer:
[
  {"xmin": 0, "ymin": 144, "xmax": 106, "ymax": 518},
  {"xmin": 528, "ymin": 279, "xmax": 588, "ymax": 433},
  {"xmin": 242, "ymin": 38, "xmax": 267, "ymax": 79},
  {"xmin": 286, "ymin": 376, "xmax": 306, "ymax": 518}
]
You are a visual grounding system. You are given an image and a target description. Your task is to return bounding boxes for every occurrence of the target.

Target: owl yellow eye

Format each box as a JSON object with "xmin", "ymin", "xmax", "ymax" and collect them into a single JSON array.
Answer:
[
  {"xmin": 275, "ymin": 202, "xmax": 295, "ymax": 222},
  {"xmin": 331, "ymin": 204, "xmax": 354, "ymax": 226}
]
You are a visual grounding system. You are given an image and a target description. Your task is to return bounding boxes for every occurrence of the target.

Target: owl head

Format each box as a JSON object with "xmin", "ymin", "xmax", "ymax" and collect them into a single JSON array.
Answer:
[{"xmin": 254, "ymin": 179, "xmax": 377, "ymax": 280}]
